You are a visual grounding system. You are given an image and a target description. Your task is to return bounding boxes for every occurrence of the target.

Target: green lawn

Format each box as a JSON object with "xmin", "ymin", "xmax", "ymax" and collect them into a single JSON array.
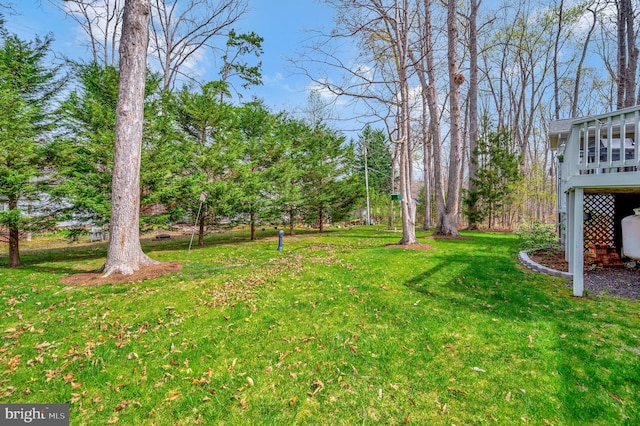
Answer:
[{"xmin": 1, "ymin": 227, "xmax": 639, "ymax": 425}]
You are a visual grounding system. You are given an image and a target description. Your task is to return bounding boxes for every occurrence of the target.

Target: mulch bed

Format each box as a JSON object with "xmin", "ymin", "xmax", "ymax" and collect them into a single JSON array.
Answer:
[
  {"xmin": 60, "ymin": 262, "xmax": 182, "ymax": 286},
  {"xmin": 529, "ymin": 248, "xmax": 640, "ymax": 299}
]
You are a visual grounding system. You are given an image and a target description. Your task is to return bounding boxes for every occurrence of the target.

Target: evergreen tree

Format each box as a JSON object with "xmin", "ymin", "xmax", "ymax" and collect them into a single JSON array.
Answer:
[
  {"xmin": 271, "ymin": 116, "xmax": 307, "ymax": 235},
  {"xmin": 353, "ymin": 126, "xmax": 392, "ymax": 223},
  {"xmin": 54, "ymin": 63, "xmax": 119, "ymax": 226},
  {"xmin": 464, "ymin": 121, "xmax": 523, "ymax": 228},
  {"xmin": 173, "ymin": 82, "xmax": 241, "ymax": 246},
  {"xmin": 0, "ymin": 33, "xmax": 62, "ymax": 267},
  {"xmin": 236, "ymin": 99, "xmax": 283, "ymax": 240},
  {"xmin": 54, "ymin": 63, "xmax": 175, "ymax": 229},
  {"xmin": 299, "ymin": 122, "xmax": 358, "ymax": 232}
]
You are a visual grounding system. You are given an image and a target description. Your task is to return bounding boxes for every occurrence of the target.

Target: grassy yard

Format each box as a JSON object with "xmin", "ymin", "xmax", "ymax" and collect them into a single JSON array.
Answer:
[{"xmin": 1, "ymin": 227, "xmax": 639, "ymax": 425}]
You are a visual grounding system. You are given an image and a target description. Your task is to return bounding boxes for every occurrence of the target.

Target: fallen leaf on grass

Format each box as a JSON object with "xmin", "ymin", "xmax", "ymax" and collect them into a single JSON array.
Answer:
[
  {"xmin": 165, "ymin": 393, "xmax": 180, "ymax": 402},
  {"xmin": 447, "ymin": 387, "xmax": 468, "ymax": 396},
  {"xmin": 106, "ymin": 416, "xmax": 119, "ymax": 424},
  {"xmin": 289, "ymin": 396, "xmax": 297, "ymax": 406},
  {"xmin": 471, "ymin": 367, "xmax": 485, "ymax": 373},
  {"xmin": 239, "ymin": 397, "xmax": 248, "ymax": 409},
  {"xmin": 308, "ymin": 380, "xmax": 324, "ymax": 396},
  {"xmin": 611, "ymin": 393, "xmax": 624, "ymax": 404},
  {"xmin": 505, "ymin": 391, "xmax": 511, "ymax": 401},
  {"xmin": 35, "ymin": 341, "xmax": 52, "ymax": 351}
]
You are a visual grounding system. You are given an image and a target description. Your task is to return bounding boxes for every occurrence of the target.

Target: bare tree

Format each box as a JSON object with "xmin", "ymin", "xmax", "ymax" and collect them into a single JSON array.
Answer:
[
  {"xmin": 432, "ymin": 0, "xmax": 463, "ymax": 236},
  {"xmin": 616, "ymin": 0, "xmax": 638, "ymax": 108},
  {"xmin": 465, "ymin": 0, "xmax": 481, "ymax": 229},
  {"xmin": 102, "ymin": 0, "xmax": 158, "ymax": 276},
  {"xmin": 298, "ymin": 0, "xmax": 418, "ymax": 244},
  {"xmin": 410, "ymin": 0, "xmax": 441, "ymax": 232},
  {"xmin": 50, "ymin": 0, "xmax": 124, "ymax": 66},
  {"xmin": 570, "ymin": 3, "xmax": 599, "ymax": 117},
  {"xmin": 149, "ymin": 0, "xmax": 248, "ymax": 90}
]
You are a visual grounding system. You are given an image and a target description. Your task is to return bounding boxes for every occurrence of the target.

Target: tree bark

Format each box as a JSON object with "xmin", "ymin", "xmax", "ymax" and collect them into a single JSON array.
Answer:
[
  {"xmin": 571, "ymin": 6, "xmax": 597, "ymax": 117},
  {"xmin": 435, "ymin": 0, "xmax": 462, "ymax": 236},
  {"xmin": 422, "ymin": 106, "xmax": 431, "ymax": 231},
  {"xmin": 289, "ymin": 209, "xmax": 295, "ymax": 236},
  {"xmin": 198, "ymin": 211, "xmax": 205, "ymax": 247},
  {"xmin": 466, "ymin": 0, "xmax": 480, "ymax": 230},
  {"xmin": 103, "ymin": 0, "xmax": 158, "ymax": 277},
  {"xmin": 421, "ymin": 0, "xmax": 446, "ymax": 236},
  {"xmin": 613, "ymin": 0, "xmax": 638, "ymax": 109},
  {"xmin": 250, "ymin": 209, "xmax": 256, "ymax": 241},
  {"xmin": 394, "ymin": 0, "xmax": 417, "ymax": 245}
]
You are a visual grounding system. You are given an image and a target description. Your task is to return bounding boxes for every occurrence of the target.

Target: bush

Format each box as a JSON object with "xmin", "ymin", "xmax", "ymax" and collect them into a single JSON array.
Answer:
[{"xmin": 515, "ymin": 222, "xmax": 560, "ymax": 251}]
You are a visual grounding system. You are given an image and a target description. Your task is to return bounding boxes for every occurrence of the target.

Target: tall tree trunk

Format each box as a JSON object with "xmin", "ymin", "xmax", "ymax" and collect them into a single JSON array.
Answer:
[
  {"xmin": 388, "ymin": 148, "xmax": 398, "ymax": 230},
  {"xmin": 571, "ymin": 6, "xmax": 597, "ymax": 117},
  {"xmin": 8, "ymin": 196, "xmax": 21, "ymax": 268},
  {"xmin": 617, "ymin": 0, "xmax": 629, "ymax": 108},
  {"xmin": 198, "ymin": 211, "xmax": 205, "ymax": 247},
  {"xmin": 623, "ymin": 0, "xmax": 638, "ymax": 107},
  {"xmin": 289, "ymin": 209, "xmax": 295, "ymax": 236},
  {"xmin": 421, "ymin": 0, "xmax": 446, "ymax": 236},
  {"xmin": 467, "ymin": 0, "xmax": 480, "ymax": 230},
  {"xmin": 553, "ymin": 0, "xmax": 564, "ymax": 120},
  {"xmin": 103, "ymin": 0, "xmax": 158, "ymax": 276},
  {"xmin": 318, "ymin": 205, "xmax": 324, "ymax": 233},
  {"xmin": 422, "ymin": 119, "xmax": 431, "ymax": 230},
  {"xmin": 435, "ymin": 0, "xmax": 462, "ymax": 236},
  {"xmin": 250, "ymin": 208, "xmax": 256, "ymax": 241}
]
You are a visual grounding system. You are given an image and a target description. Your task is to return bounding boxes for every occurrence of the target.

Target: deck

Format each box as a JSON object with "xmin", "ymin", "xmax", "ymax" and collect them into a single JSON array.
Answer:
[{"xmin": 550, "ymin": 105, "xmax": 640, "ymax": 296}]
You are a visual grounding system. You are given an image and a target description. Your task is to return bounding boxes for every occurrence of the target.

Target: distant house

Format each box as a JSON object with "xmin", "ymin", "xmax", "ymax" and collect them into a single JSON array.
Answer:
[{"xmin": 550, "ymin": 105, "xmax": 640, "ymax": 296}]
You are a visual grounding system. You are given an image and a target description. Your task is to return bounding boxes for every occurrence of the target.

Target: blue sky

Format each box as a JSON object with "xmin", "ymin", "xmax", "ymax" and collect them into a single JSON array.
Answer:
[{"xmin": 4, "ymin": 0, "xmax": 338, "ymax": 117}]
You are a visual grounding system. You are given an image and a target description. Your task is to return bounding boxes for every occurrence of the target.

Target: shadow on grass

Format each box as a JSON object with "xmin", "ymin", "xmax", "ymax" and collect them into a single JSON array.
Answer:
[
  {"xmin": 403, "ymin": 235, "xmax": 640, "ymax": 424},
  {"xmin": 0, "ymin": 227, "xmax": 316, "ymax": 272}
]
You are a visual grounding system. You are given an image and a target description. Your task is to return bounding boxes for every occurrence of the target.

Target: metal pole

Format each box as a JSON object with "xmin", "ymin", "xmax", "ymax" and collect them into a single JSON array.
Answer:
[
  {"xmin": 277, "ymin": 230, "xmax": 284, "ymax": 251},
  {"xmin": 364, "ymin": 139, "xmax": 371, "ymax": 225}
]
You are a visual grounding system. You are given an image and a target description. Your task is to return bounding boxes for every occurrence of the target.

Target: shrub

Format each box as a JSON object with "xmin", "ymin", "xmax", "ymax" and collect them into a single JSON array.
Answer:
[{"xmin": 515, "ymin": 221, "xmax": 560, "ymax": 251}]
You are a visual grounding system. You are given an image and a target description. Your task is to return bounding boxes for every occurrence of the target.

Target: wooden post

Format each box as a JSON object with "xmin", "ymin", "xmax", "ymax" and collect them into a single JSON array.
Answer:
[{"xmin": 572, "ymin": 188, "xmax": 584, "ymax": 296}]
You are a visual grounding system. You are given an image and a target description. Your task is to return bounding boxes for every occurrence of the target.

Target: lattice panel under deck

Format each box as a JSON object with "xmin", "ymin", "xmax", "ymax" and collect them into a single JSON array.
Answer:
[{"xmin": 583, "ymin": 193, "xmax": 615, "ymax": 251}]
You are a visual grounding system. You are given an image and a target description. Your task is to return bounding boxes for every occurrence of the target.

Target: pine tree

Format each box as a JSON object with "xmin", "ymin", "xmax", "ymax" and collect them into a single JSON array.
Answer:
[
  {"xmin": 0, "ymin": 33, "xmax": 62, "ymax": 267},
  {"xmin": 464, "ymin": 122, "xmax": 523, "ymax": 229}
]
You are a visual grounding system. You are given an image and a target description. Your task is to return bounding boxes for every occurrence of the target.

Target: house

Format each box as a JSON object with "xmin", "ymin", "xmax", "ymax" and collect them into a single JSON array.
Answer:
[{"xmin": 550, "ymin": 105, "xmax": 640, "ymax": 296}]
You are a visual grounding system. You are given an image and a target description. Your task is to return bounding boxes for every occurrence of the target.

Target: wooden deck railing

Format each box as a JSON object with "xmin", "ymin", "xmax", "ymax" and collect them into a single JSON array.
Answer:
[{"xmin": 564, "ymin": 106, "xmax": 640, "ymax": 177}]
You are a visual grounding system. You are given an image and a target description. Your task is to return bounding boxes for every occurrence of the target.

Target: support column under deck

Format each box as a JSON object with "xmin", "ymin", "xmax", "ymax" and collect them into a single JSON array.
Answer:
[{"xmin": 570, "ymin": 188, "xmax": 584, "ymax": 296}]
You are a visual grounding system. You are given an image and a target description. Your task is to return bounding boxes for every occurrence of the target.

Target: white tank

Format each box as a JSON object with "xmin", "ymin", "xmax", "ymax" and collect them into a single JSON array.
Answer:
[{"xmin": 622, "ymin": 208, "xmax": 640, "ymax": 260}]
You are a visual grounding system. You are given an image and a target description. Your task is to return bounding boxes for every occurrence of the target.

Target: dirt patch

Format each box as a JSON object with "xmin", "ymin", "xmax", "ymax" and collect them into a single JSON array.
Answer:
[
  {"xmin": 385, "ymin": 243, "xmax": 435, "ymax": 250},
  {"xmin": 529, "ymin": 248, "xmax": 569, "ymax": 272},
  {"xmin": 60, "ymin": 262, "xmax": 182, "ymax": 286}
]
